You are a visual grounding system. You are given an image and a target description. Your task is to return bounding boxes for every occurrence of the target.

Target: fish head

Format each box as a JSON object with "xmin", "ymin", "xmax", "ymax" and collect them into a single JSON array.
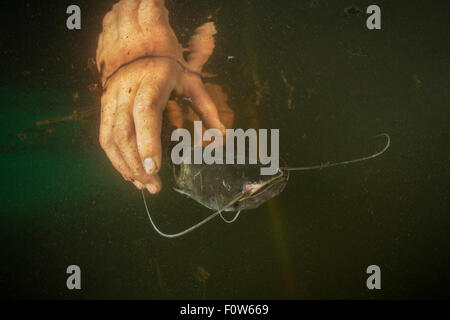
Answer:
[{"xmin": 233, "ymin": 167, "xmax": 289, "ymax": 211}]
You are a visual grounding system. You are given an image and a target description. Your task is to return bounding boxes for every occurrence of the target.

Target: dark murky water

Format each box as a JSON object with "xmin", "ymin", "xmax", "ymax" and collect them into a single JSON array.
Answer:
[{"xmin": 0, "ymin": 0, "xmax": 448, "ymax": 299}]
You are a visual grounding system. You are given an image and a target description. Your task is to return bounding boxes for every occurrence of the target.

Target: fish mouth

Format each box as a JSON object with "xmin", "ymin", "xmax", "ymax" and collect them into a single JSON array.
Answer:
[{"xmin": 239, "ymin": 169, "xmax": 289, "ymax": 203}]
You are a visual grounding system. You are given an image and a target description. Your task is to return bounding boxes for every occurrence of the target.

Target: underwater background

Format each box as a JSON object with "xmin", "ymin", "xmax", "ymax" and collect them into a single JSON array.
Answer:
[{"xmin": 0, "ymin": 0, "xmax": 448, "ymax": 299}]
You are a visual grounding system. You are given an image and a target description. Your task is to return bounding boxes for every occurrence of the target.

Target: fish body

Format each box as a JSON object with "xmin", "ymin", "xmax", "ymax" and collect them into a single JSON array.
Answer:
[
  {"xmin": 146, "ymin": 134, "xmax": 390, "ymax": 238},
  {"xmin": 173, "ymin": 157, "xmax": 289, "ymax": 212}
]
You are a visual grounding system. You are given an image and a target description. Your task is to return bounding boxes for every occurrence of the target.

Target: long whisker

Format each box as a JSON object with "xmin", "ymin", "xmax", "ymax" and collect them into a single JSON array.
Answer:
[
  {"xmin": 283, "ymin": 133, "xmax": 390, "ymax": 171},
  {"xmin": 142, "ymin": 190, "xmax": 246, "ymax": 238},
  {"xmin": 219, "ymin": 211, "xmax": 241, "ymax": 224}
]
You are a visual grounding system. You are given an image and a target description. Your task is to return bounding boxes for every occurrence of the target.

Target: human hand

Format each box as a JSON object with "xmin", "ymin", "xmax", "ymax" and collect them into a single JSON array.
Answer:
[
  {"xmin": 99, "ymin": 58, "xmax": 182, "ymax": 194},
  {"xmin": 97, "ymin": 0, "xmax": 226, "ymax": 194}
]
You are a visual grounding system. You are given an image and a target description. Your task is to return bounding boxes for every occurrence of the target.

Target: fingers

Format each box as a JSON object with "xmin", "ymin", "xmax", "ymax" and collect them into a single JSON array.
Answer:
[
  {"xmin": 99, "ymin": 89, "xmax": 134, "ymax": 182},
  {"xmin": 99, "ymin": 72, "xmax": 162, "ymax": 194},
  {"xmin": 184, "ymin": 75, "xmax": 225, "ymax": 134},
  {"xmin": 187, "ymin": 22, "xmax": 217, "ymax": 73},
  {"xmin": 96, "ymin": 34, "xmax": 104, "ymax": 72},
  {"xmin": 137, "ymin": 0, "xmax": 168, "ymax": 30},
  {"xmin": 133, "ymin": 71, "xmax": 176, "ymax": 178},
  {"xmin": 97, "ymin": 9, "xmax": 118, "ymax": 83},
  {"xmin": 203, "ymin": 83, "xmax": 235, "ymax": 128},
  {"xmin": 114, "ymin": 80, "xmax": 162, "ymax": 193},
  {"xmin": 102, "ymin": 10, "xmax": 119, "ymax": 48},
  {"xmin": 117, "ymin": 0, "xmax": 140, "ymax": 37}
]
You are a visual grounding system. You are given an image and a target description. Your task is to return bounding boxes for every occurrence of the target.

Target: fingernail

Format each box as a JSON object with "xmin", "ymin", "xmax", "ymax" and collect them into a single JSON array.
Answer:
[
  {"xmin": 133, "ymin": 180, "xmax": 145, "ymax": 190},
  {"xmin": 146, "ymin": 184, "xmax": 157, "ymax": 194},
  {"xmin": 219, "ymin": 124, "xmax": 226, "ymax": 135},
  {"xmin": 144, "ymin": 158, "xmax": 156, "ymax": 174}
]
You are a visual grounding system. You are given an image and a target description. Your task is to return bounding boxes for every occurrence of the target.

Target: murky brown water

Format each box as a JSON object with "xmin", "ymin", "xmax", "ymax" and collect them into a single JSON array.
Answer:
[{"xmin": 0, "ymin": 0, "xmax": 448, "ymax": 299}]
